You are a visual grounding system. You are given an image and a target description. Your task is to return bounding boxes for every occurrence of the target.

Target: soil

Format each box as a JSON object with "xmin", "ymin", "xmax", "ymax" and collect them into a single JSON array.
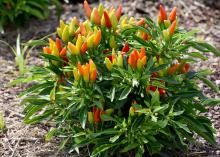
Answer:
[{"xmin": 0, "ymin": 0, "xmax": 219, "ymax": 156}]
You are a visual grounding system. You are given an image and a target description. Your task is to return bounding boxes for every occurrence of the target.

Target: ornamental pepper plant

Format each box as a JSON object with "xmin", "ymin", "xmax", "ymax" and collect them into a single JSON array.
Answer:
[{"xmin": 19, "ymin": 2, "xmax": 220, "ymax": 156}]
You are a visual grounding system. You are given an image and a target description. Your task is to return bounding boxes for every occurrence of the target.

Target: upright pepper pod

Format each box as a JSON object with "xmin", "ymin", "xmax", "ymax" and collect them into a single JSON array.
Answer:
[
  {"xmin": 115, "ymin": 5, "xmax": 122, "ymax": 21},
  {"xmin": 159, "ymin": 4, "xmax": 167, "ymax": 22},
  {"xmin": 73, "ymin": 67, "xmax": 80, "ymax": 81},
  {"xmin": 56, "ymin": 38, "xmax": 62, "ymax": 52},
  {"xmin": 92, "ymin": 8, "xmax": 101, "ymax": 25},
  {"xmin": 169, "ymin": 7, "xmax": 177, "ymax": 23},
  {"xmin": 93, "ymin": 30, "xmax": 102, "ymax": 47},
  {"xmin": 68, "ymin": 42, "xmax": 79, "ymax": 55},
  {"xmin": 98, "ymin": 3, "xmax": 104, "ymax": 16},
  {"xmin": 109, "ymin": 10, "xmax": 118, "ymax": 30},
  {"xmin": 105, "ymin": 57, "xmax": 113, "ymax": 71},
  {"xmin": 169, "ymin": 20, "xmax": 176, "ymax": 36},
  {"xmin": 109, "ymin": 36, "xmax": 116, "ymax": 48},
  {"xmin": 88, "ymin": 112, "xmax": 94, "ymax": 124},
  {"xmin": 62, "ymin": 25, "xmax": 69, "ymax": 43},
  {"xmin": 84, "ymin": 0, "xmax": 91, "ymax": 19},
  {"xmin": 103, "ymin": 10, "xmax": 112, "ymax": 28},
  {"xmin": 43, "ymin": 47, "xmax": 52, "ymax": 54}
]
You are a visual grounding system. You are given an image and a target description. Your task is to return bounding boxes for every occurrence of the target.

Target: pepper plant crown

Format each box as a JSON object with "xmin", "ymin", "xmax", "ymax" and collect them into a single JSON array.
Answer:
[{"xmin": 19, "ymin": 1, "xmax": 220, "ymax": 156}]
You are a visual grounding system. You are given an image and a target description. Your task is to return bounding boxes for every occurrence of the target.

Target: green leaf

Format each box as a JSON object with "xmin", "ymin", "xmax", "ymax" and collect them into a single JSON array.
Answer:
[
  {"xmin": 174, "ymin": 121, "xmax": 191, "ymax": 133},
  {"xmin": 91, "ymin": 144, "xmax": 117, "ymax": 157},
  {"xmin": 153, "ymin": 104, "xmax": 169, "ymax": 113},
  {"xmin": 145, "ymin": 56, "xmax": 154, "ymax": 72},
  {"xmin": 110, "ymin": 87, "xmax": 115, "ymax": 102},
  {"xmin": 119, "ymin": 87, "xmax": 132, "ymax": 100},
  {"xmin": 109, "ymin": 135, "xmax": 120, "ymax": 143},
  {"xmin": 45, "ymin": 128, "xmax": 57, "ymax": 141},
  {"xmin": 79, "ymin": 107, "xmax": 87, "ymax": 129},
  {"xmin": 120, "ymin": 143, "xmax": 138, "ymax": 153},
  {"xmin": 202, "ymin": 98, "xmax": 220, "ymax": 106},
  {"xmin": 24, "ymin": 109, "xmax": 54, "ymax": 124},
  {"xmin": 40, "ymin": 53, "xmax": 64, "ymax": 62},
  {"xmin": 187, "ymin": 52, "xmax": 208, "ymax": 60},
  {"xmin": 199, "ymin": 77, "xmax": 219, "ymax": 92},
  {"xmin": 0, "ymin": 112, "xmax": 4, "ymax": 131},
  {"xmin": 151, "ymin": 90, "xmax": 160, "ymax": 106}
]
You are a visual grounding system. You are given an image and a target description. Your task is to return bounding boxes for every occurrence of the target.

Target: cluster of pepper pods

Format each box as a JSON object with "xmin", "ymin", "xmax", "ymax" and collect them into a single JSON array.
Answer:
[{"xmin": 158, "ymin": 5, "xmax": 177, "ymax": 41}]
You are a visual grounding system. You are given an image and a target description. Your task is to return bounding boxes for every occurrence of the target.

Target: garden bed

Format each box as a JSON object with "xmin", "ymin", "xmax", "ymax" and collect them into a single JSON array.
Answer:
[{"xmin": 0, "ymin": 0, "xmax": 219, "ymax": 156}]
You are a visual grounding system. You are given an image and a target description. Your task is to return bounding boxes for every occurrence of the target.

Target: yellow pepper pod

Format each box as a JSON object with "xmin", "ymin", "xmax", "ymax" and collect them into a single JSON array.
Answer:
[
  {"xmin": 163, "ymin": 29, "xmax": 170, "ymax": 41},
  {"xmin": 89, "ymin": 59, "xmax": 96, "ymax": 73},
  {"xmin": 52, "ymin": 43, "xmax": 59, "ymax": 57},
  {"xmin": 117, "ymin": 52, "xmax": 123, "ymax": 67},
  {"xmin": 140, "ymin": 56, "xmax": 147, "ymax": 66},
  {"xmin": 83, "ymin": 65, "xmax": 90, "ymax": 83},
  {"xmin": 90, "ymin": 8, "xmax": 95, "ymax": 23},
  {"xmin": 105, "ymin": 57, "xmax": 112, "ymax": 71},
  {"xmin": 105, "ymin": 108, "xmax": 114, "ymax": 115},
  {"xmin": 49, "ymin": 38, "xmax": 55, "ymax": 50},
  {"xmin": 109, "ymin": 11, "xmax": 118, "ymax": 30},
  {"xmin": 98, "ymin": 3, "xmax": 104, "ymax": 16},
  {"xmin": 73, "ymin": 68, "xmax": 80, "ymax": 81},
  {"xmin": 69, "ymin": 20, "xmax": 76, "ymax": 35},
  {"xmin": 101, "ymin": 14, "xmax": 105, "ymax": 27},
  {"xmin": 109, "ymin": 36, "xmax": 117, "ymax": 48},
  {"xmin": 137, "ymin": 59, "xmax": 143, "ymax": 70},
  {"xmin": 68, "ymin": 42, "xmax": 79, "ymax": 55},
  {"xmin": 59, "ymin": 20, "xmax": 65, "ymax": 32},
  {"xmin": 57, "ymin": 28, "xmax": 62, "ymax": 38},
  {"xmin": 129, "ymin": 17, "xmax": 135, "ymax": 25},
  {"xmin": 129, "ymin": 106, "xmax": 135, "ymax": 116},
  {"xmin": 83, "ymin": 20, "xmax": 92, "ymax": 33},
  {"xmin": 87, "ymin": 34, "xmax": 95, "ymax": 48},
  {"xmin": 76, "ymin": 34, "xmax": 83, "ymax": 51},
  {"xmin": 88, "ymin": 112, "xmax": 94, "ymax": 124},
  {"xmin": 62, "ymin": 25, "xmax": 69, "ymax": 43},
  {"xmin": 164, "ymin": 20, "xmax": 171, "ymax": 29}
]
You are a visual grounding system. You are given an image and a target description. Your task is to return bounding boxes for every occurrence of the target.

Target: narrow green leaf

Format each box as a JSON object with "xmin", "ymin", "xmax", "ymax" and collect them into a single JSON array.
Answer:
[
  {"xmin": 45, "ymin": 128, "xmax": 57, "ymax": 141},
  {"xmin": 119, "ymin": 87, "xmax": 132, "ymax": 100},
  {"xmin": 79, "ymin": 107, "xmax": 87, "ymax": 129},
  {"xmin": 199, "ymin": 77, "xmax": 219, "ymax": 92},
  {"xmin": 91, "ymin": 144, "xmax": 117, "ymax": 157}
]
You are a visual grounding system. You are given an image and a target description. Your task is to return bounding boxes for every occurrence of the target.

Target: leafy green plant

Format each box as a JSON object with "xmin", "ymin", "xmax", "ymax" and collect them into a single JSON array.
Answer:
[
  {"xmin": 18, "ymin": 2, "xmax": 220, "ymax": 156},
  {"xmin": 0, "ymin": 0, "xmax": 61, "ymax": 33}
]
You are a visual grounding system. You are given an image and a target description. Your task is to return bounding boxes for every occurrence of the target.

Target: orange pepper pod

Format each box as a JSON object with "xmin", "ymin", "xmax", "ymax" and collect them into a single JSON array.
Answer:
[
  {"xmin": 140, "ymin": 56, "xmax": 147, "ymax": 65},
  {"xmin": 128, "ymin": 52, "xmax": 137, "ymax": 69},
  {"xmin": 103, "ymin": 10, "xmax": 112, "ymax": 28},
  {"xmin": 56, "ymin": 38, "xmax": 62, "ymax": 52},
  {"xmin": 94, "ymin": 30, "xmax": 102, "ymax": 47},
  {"xmin": 84, "ymin": 0, "xmax": 92, "ymax": 19},
  {"xmin": 169, "ymin": 20, "xmax": 176, "ymax": 36},
  {"xmin": 60, "ymin": 47, "xmax": 67, "ymax": 57},
  {"xmin": 169, "ymin": 7, "xmax": 177, "ymax": 23},
  {"xmin": 79, "ymin": 23, "xmax": 87, "ymax": 36},
  {"xmin": 80, "ymin": 41, "xmax": 87, "ymax": 55},
  {"xmin": 159, "ymin": 4, "xmax": 167, "ymax": 22},
  {"xmin": 90, "ymin": 69, "xmax": 97, "ymax": 82},
  {"xmin": 142, "ymin": 32, "xmax": 148, "ymax": 40},
  {"xmin": 136, "ymin": 18, "xmax": 145, "ymax": 26},
  {"xmin": 78, "ymin": 62, "xmax": 84, "ymax": 75},
  {"xmin": 93, "ymin": 8, "xmax": 101, "ymax": 25},
  {"xmin": 43, "ymin": 47, "xmax": 52, "ymax": 54},
  {"xmin": 115, "ymin": 5, "xmax": 122, "ymax": 21},
  {"xmin": 167, "ymin": 63, "xmax": 179, "ymax": 75}
]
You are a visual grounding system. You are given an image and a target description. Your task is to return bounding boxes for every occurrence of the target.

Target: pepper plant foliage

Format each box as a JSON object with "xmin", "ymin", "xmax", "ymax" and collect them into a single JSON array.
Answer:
[{"xmin": 19, "ymin": 2, "xmax": 220, "ymax": 156}]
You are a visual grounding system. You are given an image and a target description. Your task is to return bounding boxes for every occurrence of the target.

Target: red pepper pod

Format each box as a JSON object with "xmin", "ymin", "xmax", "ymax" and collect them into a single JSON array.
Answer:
[
  {"xmin": 56, "ymin": 38, "xmax": 62, "ymax": 52},
  {"xmin": 103, "ymin": 10, "xmax": 112, "ymax": 28},
  {"xmin": 60, "ymin": 47, "xmax": 67, "ymax": 57},
  {"xmin": 158, "ymin": 88, "xmax": 166, "ymax": 95},
  {"xmin": 169, "ymin": 7, "xmax": 177, "ymax": 23},
  {"xmin": 122, "ymin": 42, "xmax": 129, "ymax": 53},
  {"xmin": 159, "ymin": 4, "xmax": 167, "ymax": 22},
  {"xmin": 43, "ymin": 47, "xmax": 52, "ymax": 54},
  {"xmin": 115, "ymin": 5, "xmax": 122, "ymax": 21}
]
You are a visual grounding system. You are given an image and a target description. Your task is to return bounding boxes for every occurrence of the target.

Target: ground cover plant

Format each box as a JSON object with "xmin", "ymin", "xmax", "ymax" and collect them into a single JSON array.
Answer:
[
  {"xmin": 0, "ymin": 0, "xmax": 61, "ymax": 32},
  {"xmin": 18, "ymin": 1, "xmax": 220, "ymax": 156}
]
